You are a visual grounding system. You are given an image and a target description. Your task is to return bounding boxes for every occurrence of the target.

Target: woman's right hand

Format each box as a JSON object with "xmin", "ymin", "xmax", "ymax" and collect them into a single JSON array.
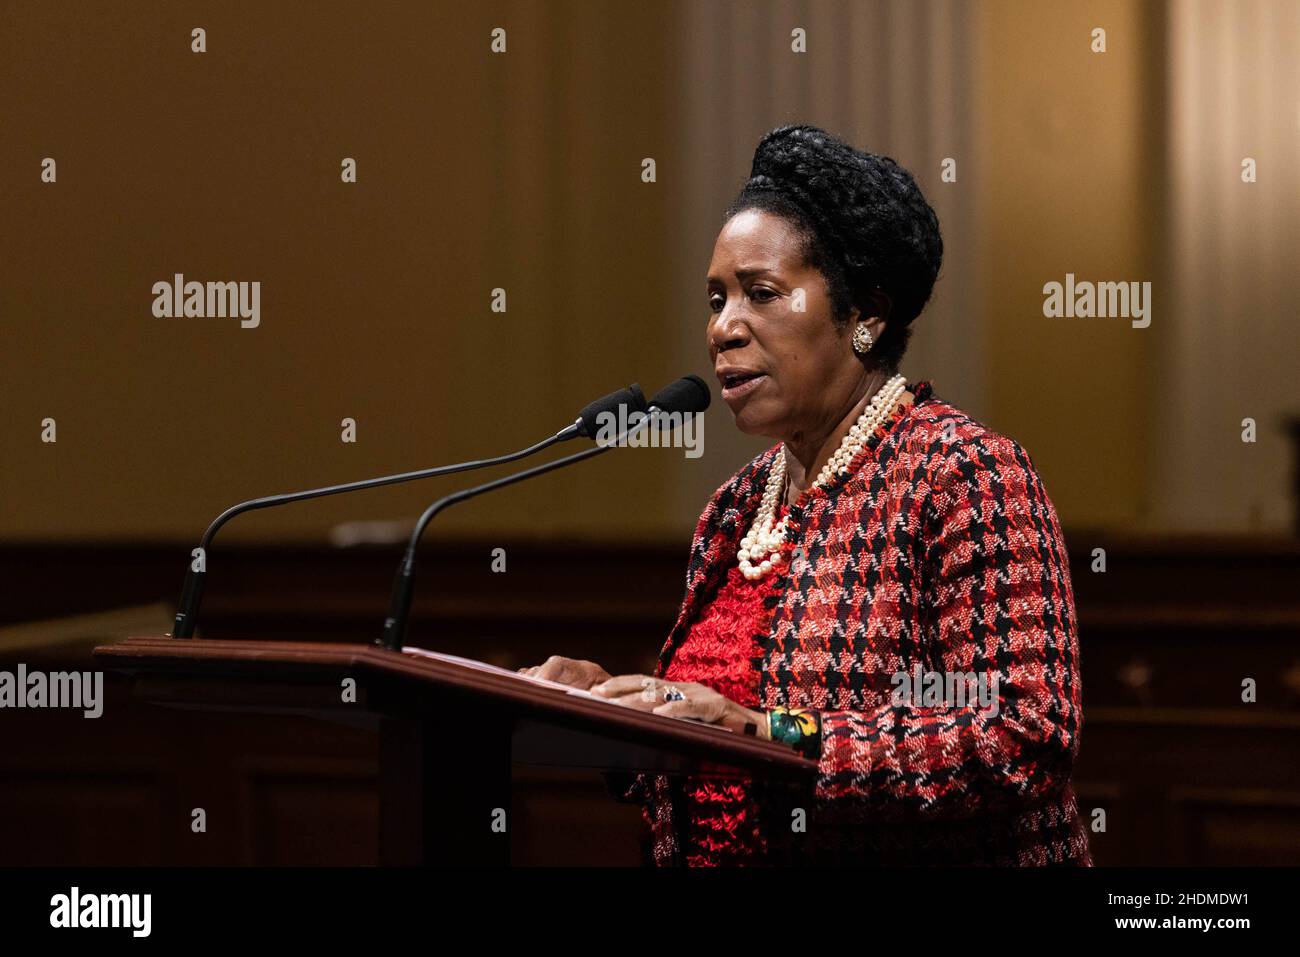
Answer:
[{"xmin": 517, "ymin": 655, "xmax": 611, "ymax": 690}]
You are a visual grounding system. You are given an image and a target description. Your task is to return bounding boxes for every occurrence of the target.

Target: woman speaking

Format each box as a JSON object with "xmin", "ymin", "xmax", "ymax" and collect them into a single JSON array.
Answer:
[{"xmin": 523, "ymin": 125, "xmax": 1091, "ymax": 866}]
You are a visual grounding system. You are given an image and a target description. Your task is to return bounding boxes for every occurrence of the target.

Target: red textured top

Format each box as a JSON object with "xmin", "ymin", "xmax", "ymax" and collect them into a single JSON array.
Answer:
[{"xmin": 660, "ymin": 505, "xmax": 789, "ymax": 866}]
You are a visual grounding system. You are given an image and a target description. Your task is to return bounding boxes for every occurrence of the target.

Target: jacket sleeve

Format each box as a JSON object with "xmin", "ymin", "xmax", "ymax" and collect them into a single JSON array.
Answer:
[{"xmin": 811, "ymin": 433, "xmax": 1083, "ymax": 820}]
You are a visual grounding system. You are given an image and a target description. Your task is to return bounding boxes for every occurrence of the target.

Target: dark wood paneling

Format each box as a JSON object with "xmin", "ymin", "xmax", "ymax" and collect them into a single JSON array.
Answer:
[
  {"xmin": 2, "ymin": 534, "xmax": 1299, "ymax": 865},
  {"xmin": 239, "ymin": 759, "xmax": 379, "ymax": 866}
]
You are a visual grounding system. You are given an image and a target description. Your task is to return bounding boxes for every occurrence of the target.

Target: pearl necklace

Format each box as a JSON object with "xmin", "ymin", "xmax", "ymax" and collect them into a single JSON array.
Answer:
[{"xmin": 737, "ymin": 374, "xmax": 908, "ymax": 580}]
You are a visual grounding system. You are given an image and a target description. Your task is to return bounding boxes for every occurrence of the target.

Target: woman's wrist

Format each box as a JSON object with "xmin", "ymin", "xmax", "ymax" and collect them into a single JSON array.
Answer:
[{"xmin": 727, "ymin": 705, "xmax": 771, "ymax": 738}]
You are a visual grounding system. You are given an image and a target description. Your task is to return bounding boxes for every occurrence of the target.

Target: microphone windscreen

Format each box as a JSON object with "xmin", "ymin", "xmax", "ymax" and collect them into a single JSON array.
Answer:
[
  {"xmin": 648, "ymin": 375, "xmax": 711, "ymax": 415},
  {"xmin": 577, "ymin": 383, "xmax": 648, "ymax": 437}
]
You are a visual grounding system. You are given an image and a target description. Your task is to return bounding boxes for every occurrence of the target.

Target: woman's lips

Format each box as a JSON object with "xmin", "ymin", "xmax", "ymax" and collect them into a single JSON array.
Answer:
[{"xmin": 721, "ymin": 372, "xmax": 768, "ymax": 401}]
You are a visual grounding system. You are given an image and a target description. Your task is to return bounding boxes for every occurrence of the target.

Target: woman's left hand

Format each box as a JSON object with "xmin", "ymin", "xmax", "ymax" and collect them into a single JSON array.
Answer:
[{"xmin": 591, "ymin": 675, "xmax": 764, "ymax": 735}]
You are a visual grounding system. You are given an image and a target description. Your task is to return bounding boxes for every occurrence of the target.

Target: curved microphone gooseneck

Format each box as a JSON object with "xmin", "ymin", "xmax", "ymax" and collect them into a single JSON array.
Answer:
[
  {"xmin": 170, "ymin": 384, "xmax": 647, "ymax": 638},
  {"xmin": 378, "ymin": 375, "xmax": 711, "ymax": 651}
]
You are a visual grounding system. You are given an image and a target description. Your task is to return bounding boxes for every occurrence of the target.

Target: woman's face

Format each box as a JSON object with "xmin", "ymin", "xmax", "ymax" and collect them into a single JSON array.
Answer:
[{"xmin": 706, "ymin": 208, "xmax": 867, "ymax": 442}]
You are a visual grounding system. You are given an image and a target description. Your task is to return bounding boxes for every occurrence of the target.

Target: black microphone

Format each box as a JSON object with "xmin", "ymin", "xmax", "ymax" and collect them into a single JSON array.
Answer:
[
  {"xmin": 379, "ymin": 375, "xmax": 710, "ymax": 650},
  {"xmin": 169, "ymin": 383, "xmax": 648, "ymax": 638}
]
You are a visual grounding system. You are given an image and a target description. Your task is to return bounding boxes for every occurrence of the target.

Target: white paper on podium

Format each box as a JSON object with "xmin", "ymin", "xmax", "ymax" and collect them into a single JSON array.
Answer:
[{"xmin": 401, "ymin": 646, "xmax": 603, "ymax": 700}]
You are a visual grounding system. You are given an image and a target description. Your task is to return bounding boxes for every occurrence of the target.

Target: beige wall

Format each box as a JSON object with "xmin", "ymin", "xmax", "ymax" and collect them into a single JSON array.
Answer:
[
  {"xmin": 2, "ymin": 1, "xmax": 1293, "ymax": 546},
  {"xmin": 975, "ymin": 0, "xmax": 1157, "ymax": 530},
  {"xmin": 1, "ymin": 1, "xmax": 683, "ymax": 545},
  {"xmin": 1158, "ymin": 0, "xmax": 1300, "ymax": 531}
]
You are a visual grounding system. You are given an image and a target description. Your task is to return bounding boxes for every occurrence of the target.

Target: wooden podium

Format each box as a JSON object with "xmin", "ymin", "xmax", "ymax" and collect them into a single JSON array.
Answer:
[{"xmin": 93, "ymin": 637, "xmax": 816, "ymax": 866}]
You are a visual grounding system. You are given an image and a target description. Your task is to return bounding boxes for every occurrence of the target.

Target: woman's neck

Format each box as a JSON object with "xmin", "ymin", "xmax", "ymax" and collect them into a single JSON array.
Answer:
[{"xmin": 782, "ymin": 370, "xmax": 907, "ymax": 504}]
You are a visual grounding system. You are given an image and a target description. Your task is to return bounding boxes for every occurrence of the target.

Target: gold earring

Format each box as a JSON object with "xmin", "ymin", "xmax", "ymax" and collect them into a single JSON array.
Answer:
[{"xmin": 852, "ymin": 323, "xmax": 874, "ymax": 355}]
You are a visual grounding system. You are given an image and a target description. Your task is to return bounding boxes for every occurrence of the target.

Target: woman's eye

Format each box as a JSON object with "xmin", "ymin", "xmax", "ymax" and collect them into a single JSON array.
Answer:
[{"xmin": 707, "ymin": 287, "xmax": 775, "ymax": 311}]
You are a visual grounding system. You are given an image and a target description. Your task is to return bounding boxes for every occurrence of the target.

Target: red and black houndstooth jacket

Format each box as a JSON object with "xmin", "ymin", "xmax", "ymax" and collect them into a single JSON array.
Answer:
[{"xmin": 634, "ymin": 380, "xmax": 1092, "ymax": 865}]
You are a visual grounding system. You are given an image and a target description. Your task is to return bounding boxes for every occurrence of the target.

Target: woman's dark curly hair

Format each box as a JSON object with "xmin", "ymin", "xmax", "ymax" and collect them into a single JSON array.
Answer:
[{"xmin": 724, "ymin": 125, "xmax": 943, "ymax": 369}]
